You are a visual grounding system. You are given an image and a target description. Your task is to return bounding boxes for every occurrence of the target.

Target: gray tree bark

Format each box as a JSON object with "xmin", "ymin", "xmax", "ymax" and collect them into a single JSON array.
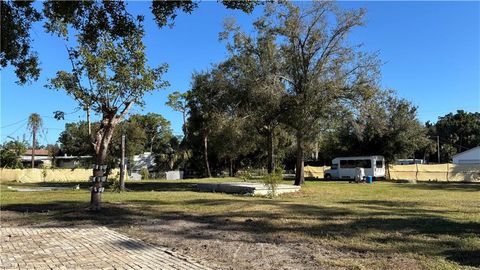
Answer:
[{"xmin": 294, "ymin": 130, "xmax": 305, "ymax": 186}]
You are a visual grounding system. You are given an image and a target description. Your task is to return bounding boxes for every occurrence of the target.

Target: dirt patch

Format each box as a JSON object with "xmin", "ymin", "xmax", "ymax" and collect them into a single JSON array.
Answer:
[{"xmin": 116, "ymin": 215, "xmax": 427, "ymax": 270}]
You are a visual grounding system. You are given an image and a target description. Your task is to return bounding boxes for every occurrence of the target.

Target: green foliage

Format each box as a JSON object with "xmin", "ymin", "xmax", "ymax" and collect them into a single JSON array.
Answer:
[
  {"xmin": 238, "ymin": 169, "xmax": 255, "ymax": 182},
  {"xmin": 27, "ymin": 113, "xmax": 43, "ymax": 132},
  {"xmin": 154, "ymin": 136, "xmax": 190, "ymax": 171},
  {"xmin": 166, "ymin": 91, "xmax": 189, "ymax": 135},
  {"xmin": 58, "ymin": 113, "xmax": 173, "ymax": 168},
  {"xmin": 3, "ymin": 1, "xmax": 259, "ymax": 84},
  {"xmin": 46, "ymin": 5, "xmax": 168, "ymax": 163},
  {"xmin": 129, "ymin": 113, "xmax": 173, "ymax": 152},
  {"xmin": 0, "ymin": 1, "xmax": 42, "ymax": 85},
  {"xmin": 108, "ymin": 171, "xmax": 121, "ymax": 192},
  {"xmin": 0, "ymin": 140, "xmax": 27, "ymax": 169},
  {"xmin": 110, "ymin": 121, "xmax": 148, "ymax": 161},
  {"xmin": 262, "ymin": 172, "xmax": 282, "ymax": 198},
  {"xmin": 318, "ymin": 91, "xmax": 430, "ymax": 163},
  {"xmin": 151, "ymin": 0, "xmax": 259, "ymax": 28},
  {"xmin": 427, "ymin": 110, "xmax": 480, "ymax": 162},
  {"xmin": 140, "ymin": 167, "xmax": 150, "ymax": 180},
  {"xmin": 220, "ymin": 15, "xmax": 285, "ymax": 173},
  {"xmin": 58, "ymin": 121, "xmax": 95, "ymax": 157}
]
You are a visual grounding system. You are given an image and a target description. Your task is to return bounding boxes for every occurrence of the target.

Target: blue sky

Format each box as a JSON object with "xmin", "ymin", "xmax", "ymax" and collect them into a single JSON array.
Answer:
[{"xmin": 1, "ymin": 1, "xmax": 479, "ymax": 146}]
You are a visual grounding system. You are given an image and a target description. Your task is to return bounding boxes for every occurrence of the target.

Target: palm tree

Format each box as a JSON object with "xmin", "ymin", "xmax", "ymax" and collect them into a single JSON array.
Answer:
[
  {"xmin": 157, "ymin": 137, "xmax": 190, "ymax": 171},
  {"xmin": 27, "ymin": 113, "xmax": 43, "ymax": 168}
]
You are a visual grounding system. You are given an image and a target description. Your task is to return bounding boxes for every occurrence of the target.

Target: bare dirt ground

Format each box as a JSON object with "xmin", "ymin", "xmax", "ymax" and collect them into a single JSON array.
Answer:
[{"xmin": 118, "ymin": 216, "xmax": 427, "ymax": 270}]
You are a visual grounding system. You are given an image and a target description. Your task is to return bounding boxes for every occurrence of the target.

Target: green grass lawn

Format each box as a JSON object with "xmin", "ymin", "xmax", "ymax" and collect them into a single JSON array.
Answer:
[{"xmin": 1, "ymin": 179, "xmax": 479, "ymax": 269}]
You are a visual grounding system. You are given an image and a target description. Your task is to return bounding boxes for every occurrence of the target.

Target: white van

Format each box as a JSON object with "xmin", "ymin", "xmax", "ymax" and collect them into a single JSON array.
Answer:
[{"xmin": 324, "ymin": 156, "xmax": 385, "ymax": 180}]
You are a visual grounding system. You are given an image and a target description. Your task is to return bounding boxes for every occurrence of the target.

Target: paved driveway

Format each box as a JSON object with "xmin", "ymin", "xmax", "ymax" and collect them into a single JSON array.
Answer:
[{"xmin": 0, "ymin": 227, "xmax": 213, "ymax": 270}]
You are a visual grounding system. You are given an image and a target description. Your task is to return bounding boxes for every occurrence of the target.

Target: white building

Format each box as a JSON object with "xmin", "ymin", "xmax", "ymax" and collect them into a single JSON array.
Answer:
[{"xmin": 452, "ymin": 146, "xmax": 480, "ymax": 164}]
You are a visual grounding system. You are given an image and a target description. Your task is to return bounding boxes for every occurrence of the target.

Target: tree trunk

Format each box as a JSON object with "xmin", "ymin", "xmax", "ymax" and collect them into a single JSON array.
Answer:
[
  {"xmin": 90, "ymin": 120, "xmax": 117, "ymax": 211},
  {"xmin": 182, "ymin": 111, "xmax": 188, "ymax": 137},
  {"xmin": 86, "ymin": 106, "xmax": 91, "ymax": 135},
  {"xmin": 294, "ymin": 130, "xmax": 305, "ymax": 186},
  {"xmin": 229, "ymin": 157, "xmax": 234, "ymax": 177},
  {"xmin": 203, "ymin": 132, "xmax": 211, "ymax": 178},
  {"xmin": 31, "ymin": 127, "xmax": 36, "ymax": 168},
  {"xmin": 267, "ymin": 130, "xmax": 275, "ymax": 174},
  {"xmin": 119, "ymin": 134, "xmax": 125, "ymax": 192}
]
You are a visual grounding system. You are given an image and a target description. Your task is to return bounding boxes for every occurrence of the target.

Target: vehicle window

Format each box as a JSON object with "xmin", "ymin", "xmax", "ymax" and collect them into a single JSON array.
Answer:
[
  {"xmin": 376, "ymin": 160, "xmax": 383, "ymax": 168},
  {"xmin": 340, "ymin": 160, "xmax": 357, "ymax": 168},
  {"xmin": 339, "ymin": 159, "xmax": 375, "ymax": 168},
  {"xmin": 331, "ymin": 164, "xmax": 338, "ymax": 169},
  {"xmin": 354, "ymin": 159, "xmax": 371, "ymax": 168},
  {"xmin": 364, "ymin": 160, "xmax": 373, "ymax": 168}
]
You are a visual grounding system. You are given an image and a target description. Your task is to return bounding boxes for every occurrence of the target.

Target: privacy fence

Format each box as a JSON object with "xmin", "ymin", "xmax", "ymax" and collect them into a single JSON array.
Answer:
[
  {"xmin": 388, "ymin": 164, "xmax": 479, "ymax": 182},
  {"xmin": 304, "ymin": 164, "xmax": 480, "ymax": 182},
  {"xmin": 1, "ymin": 165, "xmax": 478, "ymax": 183},
  {"xmin": 0, "ymin": 168, "xmax": 120, "ymax": 183},
  {"xmin": 304, "ymin": 166, "xmax": 330, "ymax": 178}
]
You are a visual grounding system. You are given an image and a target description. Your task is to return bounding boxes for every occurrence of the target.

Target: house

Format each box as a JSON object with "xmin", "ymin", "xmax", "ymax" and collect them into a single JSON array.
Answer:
[
  {"xmin": 21, "ymin": 149, "xmax": 92, "ymax": 168},
  {"xmin": 452, "ymin": 146, "xmax": 480, "ymax": 164},
  {"xmin": 21, "ymin": 149, "xmax": 51, "ymax": 168},
  {"xmin": 129, "ymin": 152, "xmax": 157, "ymax": 179}
]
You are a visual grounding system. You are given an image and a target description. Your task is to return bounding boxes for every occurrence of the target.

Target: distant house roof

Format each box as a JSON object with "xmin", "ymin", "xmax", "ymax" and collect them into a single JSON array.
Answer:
[
  {"xmin": 452, "ymin": 146, "xmax": 480, "ymax": 158},
  {"xmin": 24, "ymin": 149, "xmax": 49, "ymax": 156}
]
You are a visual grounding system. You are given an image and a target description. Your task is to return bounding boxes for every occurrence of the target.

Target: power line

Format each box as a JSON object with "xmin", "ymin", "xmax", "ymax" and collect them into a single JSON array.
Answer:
[
  {"xmin": 3, "ymin": 122, "xmax": 26, "ymax": 139},
  {"xmin": 1, "ymin": 118, "xmax": 28, "ymax": 129}
]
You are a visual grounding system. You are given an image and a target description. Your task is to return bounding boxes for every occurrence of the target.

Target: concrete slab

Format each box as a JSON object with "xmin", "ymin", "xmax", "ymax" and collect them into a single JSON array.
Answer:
[
  {"xmin": 7, "ymin": 185, "xmax": 80, "ymax": 192},
  {"xmin": 197, "ymin": 182, "xmax": 301, "ymax": 196}
]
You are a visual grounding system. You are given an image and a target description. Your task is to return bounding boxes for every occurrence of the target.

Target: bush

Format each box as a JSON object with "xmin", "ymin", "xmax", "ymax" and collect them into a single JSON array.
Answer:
[
  {"xmin": 262, "ymin": 172, "xmax": 283, "ymax": 198},
  {"xmin": 140, "ymin": 167, "xmax": 149, "ymax": 180}
]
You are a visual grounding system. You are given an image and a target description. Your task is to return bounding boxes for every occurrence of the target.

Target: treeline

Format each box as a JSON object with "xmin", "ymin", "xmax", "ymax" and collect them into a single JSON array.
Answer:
[
  {"xmin": 2, "ymin": 2, "xmax": 478, "ymax": 183},
  {"xmin": 1, "ymin": 109, "xmax": 478, "ymax": 174}
]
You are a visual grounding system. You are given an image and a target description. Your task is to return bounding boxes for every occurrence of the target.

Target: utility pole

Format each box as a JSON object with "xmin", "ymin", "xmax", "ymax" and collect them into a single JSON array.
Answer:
[
  {"xmin": 437, "ymin": 136, "xmax": 440, "ymax": 164},
  {"xmin": 119, "ymin": 134, "xmax": 125, "ymax": 191}
]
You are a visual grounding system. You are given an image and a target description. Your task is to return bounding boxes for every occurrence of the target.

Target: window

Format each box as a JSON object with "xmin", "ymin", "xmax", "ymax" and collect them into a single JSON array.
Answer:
[
  {"xmin": 340, "ymin": 159, "xmax": 371, "ymax": 168},
  {"xmin": 340, "ymin": 160, "xmax": 355, "ymax": 168},
  {"xmin": 356, "ymin": 159, "xmax": 371, "ymax": 168},
  {"xmin": 331, "ymin": 164, "xmax": 338, "ymax": 169},
  {"xmin": 376, "ymin": 160, "xmax": 383, "ymax": 168}
]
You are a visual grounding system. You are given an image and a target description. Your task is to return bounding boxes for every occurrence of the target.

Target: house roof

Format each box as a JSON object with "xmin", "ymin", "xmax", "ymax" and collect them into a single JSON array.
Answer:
[
  {"xmin": 24, "ymin": 149, "xmax": 49, "ymax": 156},
  {"xmin": 452, "ymin": 146, "xmax": 480, "ymax": 158}
]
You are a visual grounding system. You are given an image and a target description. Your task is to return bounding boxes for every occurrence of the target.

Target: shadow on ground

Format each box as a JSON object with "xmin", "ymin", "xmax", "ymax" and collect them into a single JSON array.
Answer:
[
  {"xmin": 2, "ymin": 188, "xmax": 479, "ymax": 268},
  {"xmin": 395, "ymin": 182, "xmax": 480, "ymax": 192}
]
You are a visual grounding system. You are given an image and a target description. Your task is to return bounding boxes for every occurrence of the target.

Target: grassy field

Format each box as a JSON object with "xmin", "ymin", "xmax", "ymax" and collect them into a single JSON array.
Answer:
[{"xmin": 1, "ymin": 179, "xmax": 479, "ymax": 270}]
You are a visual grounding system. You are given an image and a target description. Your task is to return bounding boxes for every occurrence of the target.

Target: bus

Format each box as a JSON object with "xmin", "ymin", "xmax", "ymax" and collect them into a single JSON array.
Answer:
[{"xmin": 323, "ymin": 156, "xmax": 385, "ymax": 180}]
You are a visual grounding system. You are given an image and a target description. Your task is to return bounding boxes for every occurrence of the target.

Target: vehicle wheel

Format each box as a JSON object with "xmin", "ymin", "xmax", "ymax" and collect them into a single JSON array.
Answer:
[{"xmin": 324, "ymin": 174, "xmax": 331, "ymax": 181}]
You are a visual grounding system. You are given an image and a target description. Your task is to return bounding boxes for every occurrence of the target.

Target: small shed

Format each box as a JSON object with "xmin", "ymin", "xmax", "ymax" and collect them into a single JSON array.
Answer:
[{"xmin": 452, "ymin": 146, "xmax": 480, "ymax": 164}]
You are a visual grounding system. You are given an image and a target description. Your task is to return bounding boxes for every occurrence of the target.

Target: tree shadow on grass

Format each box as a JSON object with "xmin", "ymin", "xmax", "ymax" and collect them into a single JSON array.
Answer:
[
  {"xmin": 2, "ymin": 197, "xmax": 479, "ymax": 267},
  {"xmin": 124, "ymin": 182, "xmax": 198, "ymax": 192},
  {"xmin": 1, "ymin": 181, "xmax": 90, "ymax": 189},
  {"xmin": 1, "ymin": 201, "xmax": 139, "ymax": 227},
  {"xmin": 395, "ymin": 182, "xmax": 480, "ymax": 192}
]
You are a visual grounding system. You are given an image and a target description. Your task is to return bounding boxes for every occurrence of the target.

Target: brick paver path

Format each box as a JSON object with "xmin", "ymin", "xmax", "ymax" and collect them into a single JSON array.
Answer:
[{"xmin": 0, "ymin": 227, "xmax": 213, "ymax": 270}]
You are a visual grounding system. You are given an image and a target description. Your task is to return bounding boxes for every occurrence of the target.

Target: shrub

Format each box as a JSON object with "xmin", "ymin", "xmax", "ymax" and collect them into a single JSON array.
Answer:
[
  {"xmin": 262, "ymin": 172, "xmax": 282, "ymax": 198},
  {"xmin": 140, "ymin": 167, "xmax": 149, "ymax": 180}
]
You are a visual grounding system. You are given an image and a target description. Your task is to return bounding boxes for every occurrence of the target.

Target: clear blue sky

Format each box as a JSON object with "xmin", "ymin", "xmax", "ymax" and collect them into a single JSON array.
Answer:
[{"xmin": 1, "ymin": 1, "xmax": 479, "ymax": 146}]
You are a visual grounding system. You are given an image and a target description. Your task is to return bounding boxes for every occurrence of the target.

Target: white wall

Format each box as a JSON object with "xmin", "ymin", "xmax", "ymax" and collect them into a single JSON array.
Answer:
[{"xmin": 453, "ymin": 147, "xmax": 480, "ymax": 164}]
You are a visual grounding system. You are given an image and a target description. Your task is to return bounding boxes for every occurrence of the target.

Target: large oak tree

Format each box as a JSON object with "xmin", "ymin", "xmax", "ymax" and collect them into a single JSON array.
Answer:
[{"xmin": 263, "ymin": 2, "xmax": 379, "ymax": 185}]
